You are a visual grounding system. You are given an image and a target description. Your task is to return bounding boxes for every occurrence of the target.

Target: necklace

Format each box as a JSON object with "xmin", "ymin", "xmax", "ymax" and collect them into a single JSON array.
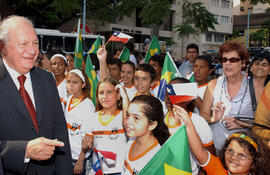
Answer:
[{"xmin": 220, "ymin": 75, "xmax": 248, "ymax": 118}]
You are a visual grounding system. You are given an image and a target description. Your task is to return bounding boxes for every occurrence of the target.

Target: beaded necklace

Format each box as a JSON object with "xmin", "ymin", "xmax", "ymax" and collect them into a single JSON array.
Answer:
[{"xmin": 220, "ymin": 75, "xmax": 248, "ymax": 118}]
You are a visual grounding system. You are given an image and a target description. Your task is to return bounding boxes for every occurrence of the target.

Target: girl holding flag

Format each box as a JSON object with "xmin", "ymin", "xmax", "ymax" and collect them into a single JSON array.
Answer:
[
  {"xmin": 174, "ymin": 104, "xmax": 270, "ymax": 175},
  {"xmin": 164, "ymin": 77, "xmax": 215, "ymax": 175},
  {"xmin": 82, "ymin": 77, "xmax": 126, "ymax": 175},
  {"xmin": 65, "ymin": 69, "xmax": 95, "ymax": 174}
]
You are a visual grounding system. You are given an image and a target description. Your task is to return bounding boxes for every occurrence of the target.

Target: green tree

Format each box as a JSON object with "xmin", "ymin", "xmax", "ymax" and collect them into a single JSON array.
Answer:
[
  {"xmin": 251, "ymin": 29, "xmax": 268, "ymax": 46},
  {"xmin": 4, "ymin": 0, "xmax": 81, "ymax": 28},
  {"xmin": 174, "ymin": 0, "xmax": 217, "ymax": 57}
]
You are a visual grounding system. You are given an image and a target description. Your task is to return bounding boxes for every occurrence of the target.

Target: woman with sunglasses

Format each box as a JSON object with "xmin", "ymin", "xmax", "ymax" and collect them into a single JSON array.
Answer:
[{"xmin": 200, "ymin": 42, "xmax": 253, "ymax": 154}]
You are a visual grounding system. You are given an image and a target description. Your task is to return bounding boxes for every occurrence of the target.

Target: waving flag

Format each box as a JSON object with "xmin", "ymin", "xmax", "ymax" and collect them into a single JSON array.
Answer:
[
  {"xmin": 108, "ymin": 31, "xmax": 133, "ymax": 44},
  {"xmin": 85, "ymin": 54, "xmax": 99, "ymax": 106},
  {"xmin": 89, "ymin": 148, "xmax": 103, "ymax": 175},
  {"xmin": 88, "ymin": 36, "xmax": 101, "ymax": 54},
  {"xmin": 157, "ymin": 52, "xmax": 181, "ymax": 101},
  {"xmin": 144, "ymin": 36, "xmax": 160, "ymax": 63},
  {"xmin": 74, "ymin": 19, "xmax": 84, "ymax": 69},
  {"xmin": 167, "ymin": 83, "xmax": 198, "ymax": 104},
  {"xmin": 138, "ymin": 125, "xmax": 192, "ymax": 175},
  {"xmin": 187, "ymin": 72, "xmax": 195, "ymax": 82},
  {"xmin": 119, "ymin": 46, "xmax": 130, "ymax": 62}
]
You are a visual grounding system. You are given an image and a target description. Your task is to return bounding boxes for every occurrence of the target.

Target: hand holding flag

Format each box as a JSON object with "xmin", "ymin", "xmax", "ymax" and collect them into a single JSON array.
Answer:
[
  {"xmin": 105, "ymin": 31, "xmax": 133, "ymax": 46},
  {"xmin": 88, "ymin": 36, "xmax": 101, "ymax": 54}
]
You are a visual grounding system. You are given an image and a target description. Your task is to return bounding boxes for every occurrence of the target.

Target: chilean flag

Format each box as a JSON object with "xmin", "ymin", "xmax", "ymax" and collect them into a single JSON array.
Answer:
[
  {"xmin": 108, "ymin": 31, "xmax": 133, "ymax": 44},
  {"xmin": 167, "ymin": 83, "xmax": 198, "ymax": 104}
]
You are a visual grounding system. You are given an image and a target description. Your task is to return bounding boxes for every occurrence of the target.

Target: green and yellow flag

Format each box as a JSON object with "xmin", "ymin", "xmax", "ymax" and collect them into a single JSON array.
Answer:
[
  {"xmin": 87, "ymin": 36, "xmax": 101, "ymax": 54},
  {"xmin": 138, "ymin": 125, "xmax": 192, "ymax": 175},
  {"xmin": 157, "ymin": 52, "xmax": 181, "ymax": 101},
  {"xmin": 119, "ymin": 46, "xmax": 130, "ymax": 62},
  {"xmin": 85, "ymin": 54, "xmax": 99, "ymax": 106},
  {"xmin": 144, "ymin": 36, "xmax": 160, "ymax": 63},
  {"xmin": 187, "ymin": 72, "xmax": 195, "ymax": 82},
  {"xmin": 74, "ymin": 19, "xmax": 84, "ymax": 69}
]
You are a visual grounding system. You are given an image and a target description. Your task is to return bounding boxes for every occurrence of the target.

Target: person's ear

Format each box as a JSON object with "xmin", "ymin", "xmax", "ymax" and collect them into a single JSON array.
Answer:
[
  {"xmin": 148, "ymin": 121, "xmax": 158, "ymax": 131},
  {"xmin": 0, "ymin": 41, "xmax": 6, "ymax": 55},
  {"xmin": 82, "ymin": 82, "xmax": 86, "ymax": 88}
]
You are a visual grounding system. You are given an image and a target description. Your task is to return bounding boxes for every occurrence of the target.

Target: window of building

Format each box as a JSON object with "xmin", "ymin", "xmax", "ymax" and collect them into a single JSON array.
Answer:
[
  {"xmin": 214, "ymin": 34, "xmax": 224, "ymax": 43},
  {"xmin": 206, "ymin": 33, "xmax": 212, "ymax": 42},
  {"xmin": 220, "ymin": 16, "xmax": 229, "ymax": 24},
  {"xmin": 214, "ymin": 15, "xmax": 219, "ymax": 23},
  {"xmin": 221, "ymin": 0, "xmax": 230, "ymax": 8},
  {"xmin": 240, "ymin": 6, "xmax": 244, "ymax": 11},
  {"xmin": 211, "ymin": 0, "xmax": 220, "ymax": 7}
]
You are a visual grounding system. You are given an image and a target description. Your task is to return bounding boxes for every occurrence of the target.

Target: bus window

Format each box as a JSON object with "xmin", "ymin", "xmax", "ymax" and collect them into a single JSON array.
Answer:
[
  {"xmin": 37, "ymin": 35, "xmax": 42, "ymax": 52},
  {"xmin": 65, "ymin": 37, "xmax": 76, "ymax": 52},
  {"xmin": 43, "ymin": 36, "xmax": 63, "ymax": 51}
]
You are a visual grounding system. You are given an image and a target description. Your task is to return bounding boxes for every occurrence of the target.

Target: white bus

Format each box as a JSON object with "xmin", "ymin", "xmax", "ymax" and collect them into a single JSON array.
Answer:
[{"xmin": 35, "ymin": 28, "xmax": 105, "ymax": 53}]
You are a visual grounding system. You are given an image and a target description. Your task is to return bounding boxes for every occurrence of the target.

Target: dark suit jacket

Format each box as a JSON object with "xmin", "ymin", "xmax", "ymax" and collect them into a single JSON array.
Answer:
[{"xmin": 0, "ymin": 59, "xmax": 72, "ymax": 175}]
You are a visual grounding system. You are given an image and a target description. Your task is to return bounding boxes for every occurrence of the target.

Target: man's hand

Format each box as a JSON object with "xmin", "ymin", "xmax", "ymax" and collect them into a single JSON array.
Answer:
[{"xmin": 25, "ymin": 137, "xmax": 64, "ymax": 161}]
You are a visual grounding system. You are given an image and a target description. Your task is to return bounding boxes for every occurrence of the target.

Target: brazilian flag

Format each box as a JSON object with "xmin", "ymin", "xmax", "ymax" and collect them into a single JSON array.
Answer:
[
  {"xmin": 157, "ymin": 52, "xmax": 181, "ymax": 101},
  {"xmin": 85, "ymin": 54, "xmax": 99, "ymax": 106},
  {"xmin": 74, "ymin": 19, "xmax": 84, "ymax": 69},
  {"xmin": 144, "ymin": 36, "xmax": 160, "ymax": 63},
  {"xmin": 138, "ymin": 125, "xmax": 192, "ymax": 175},
  {"xmin": 87, "ymin": 36, "xmax": 101, "ymax": 54}
]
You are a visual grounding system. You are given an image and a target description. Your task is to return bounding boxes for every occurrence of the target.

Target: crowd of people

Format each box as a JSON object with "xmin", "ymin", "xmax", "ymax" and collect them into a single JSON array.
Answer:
[{"xmin": 0, "ymin": 15, "xmax": 270, "ymax": 175}]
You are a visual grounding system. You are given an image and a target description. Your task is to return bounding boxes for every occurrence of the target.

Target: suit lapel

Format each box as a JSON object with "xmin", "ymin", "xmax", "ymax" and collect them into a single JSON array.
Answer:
[
  {"xmin": 30, "ymin": 68, "xmax": 43, "ymax": 124},
  {"xmin": 0, "ymin": 60, "xmax": 34, "ymax": 123}
]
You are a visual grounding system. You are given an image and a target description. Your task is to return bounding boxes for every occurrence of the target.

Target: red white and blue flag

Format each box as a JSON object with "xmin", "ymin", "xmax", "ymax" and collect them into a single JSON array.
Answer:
[
  {"xmin": 108, "ymin": 31, "xmax": 133, "ymax": 44},
  {"xmin": 167, "ymin": 83, "xmax": 198, "ymax": 104},
  {"xmin": 89, "ymin": 148, "xmax": 103, "ymax": 175},
  {"xmin": 89, "ymin": 148, "xmax": 117, "ymax": 175}
]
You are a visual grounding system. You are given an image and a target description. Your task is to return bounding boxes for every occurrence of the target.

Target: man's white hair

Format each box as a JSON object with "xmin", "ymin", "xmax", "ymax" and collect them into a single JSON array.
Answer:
[{"xmin": 0, "ymin": 15, "xmax": 34, "ymax": 44}]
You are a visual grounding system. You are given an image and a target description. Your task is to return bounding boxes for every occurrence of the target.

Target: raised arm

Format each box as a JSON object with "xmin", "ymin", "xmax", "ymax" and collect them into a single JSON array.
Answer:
[
  {"xmin": 200, "ymin": 79, "xmax": 218, "ymax": 123},
  {"xmin": 97, "ymin": 46, "xmax": 110, "ymax": 81},
  {"xmin": 173, "ymin": 105, "xmax": 209, "ymax": 165}
]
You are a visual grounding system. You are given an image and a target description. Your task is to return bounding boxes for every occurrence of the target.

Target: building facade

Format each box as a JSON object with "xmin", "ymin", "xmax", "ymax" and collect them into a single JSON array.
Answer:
[{"xmin": 58, "ymin": 0, "xmax": 233, "ymax": 60}]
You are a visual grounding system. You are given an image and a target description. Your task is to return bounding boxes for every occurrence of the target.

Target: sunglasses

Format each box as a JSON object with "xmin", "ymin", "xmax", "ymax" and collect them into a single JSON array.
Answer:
[{"xmin": 221, "ymin": 57, "xmax": 242, "ymax": 63}]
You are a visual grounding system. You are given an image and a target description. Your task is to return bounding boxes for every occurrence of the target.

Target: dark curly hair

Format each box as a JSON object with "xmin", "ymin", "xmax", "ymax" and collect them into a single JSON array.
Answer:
[
  {"xmin": 130, "ymin": 95, "xmax": 170, "ymax": 145},
  {"xmin": 219, "ymin": 131, "xmax": 270, "ymax": 175}
]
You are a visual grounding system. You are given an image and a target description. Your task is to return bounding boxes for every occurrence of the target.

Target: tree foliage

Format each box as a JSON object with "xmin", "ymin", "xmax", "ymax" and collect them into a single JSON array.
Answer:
[{"xmin": 4, "ymin": 0, "xmax": 81, "ymax": 28}]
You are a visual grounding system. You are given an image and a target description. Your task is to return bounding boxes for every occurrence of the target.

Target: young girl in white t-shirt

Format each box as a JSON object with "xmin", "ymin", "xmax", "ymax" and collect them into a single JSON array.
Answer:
[
  {"xmin": 122, "ymin": 95, "xmax": 170, "ymax": 175},
  {"xmin": 65, "ymin": 69, "xmax": 95, "ymax": 174},
  {"xmin": 82, "ymin": 77, "xmax": 126, "ymax": 175}
]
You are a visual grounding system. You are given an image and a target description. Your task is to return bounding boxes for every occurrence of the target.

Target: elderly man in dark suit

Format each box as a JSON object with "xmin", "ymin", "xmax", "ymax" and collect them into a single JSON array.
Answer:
[{"xmin": 0, "ymin": 15, "xmax": 72, "ymax": 175}]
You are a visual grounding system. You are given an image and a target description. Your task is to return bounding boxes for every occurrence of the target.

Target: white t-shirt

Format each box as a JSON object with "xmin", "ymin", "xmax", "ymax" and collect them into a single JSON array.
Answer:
[
  {"xmin": 165, "ymin": 112, "xmax": 213, "ymax": 175},
  {"xmin": 122, "ymin": 138, "xmax": 161, "ymax": 175},
  {"xmin": 150, "ymin": 82, "xmax": 160, "ymax": 98},
  {"xmin": 56, "ymin": 78, "xmax": 68, "ymax": 111},
  {"xmin": 86, "ymin": 110, "xmax": 127, "ymax": 174},
  {"xmin": 120, "ymin": 82, "xmax": 137, "ymax": 101},
  {"xmin": 194, "ymin": 83, "xmax": 208, "ymax": 114},
  {"xmin": 65, "ymin": 96, "xmax": 95, "ymax": 160}
]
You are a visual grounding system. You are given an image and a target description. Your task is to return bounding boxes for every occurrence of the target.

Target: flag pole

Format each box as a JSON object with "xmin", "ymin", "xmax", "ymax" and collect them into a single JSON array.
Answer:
[{"xmin": 104, "ymin": 40, "xmax": 110, "ymax": 47}]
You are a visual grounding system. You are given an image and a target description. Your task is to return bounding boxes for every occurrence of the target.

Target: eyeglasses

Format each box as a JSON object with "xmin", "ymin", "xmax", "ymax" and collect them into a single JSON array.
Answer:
[
  {"xmin": 225, "ymin": 148, "xmax": 251, "ymax": 161},
  {"xmin": 221, "ymin": 57, "xmax": 242, "ymax": 63}
]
